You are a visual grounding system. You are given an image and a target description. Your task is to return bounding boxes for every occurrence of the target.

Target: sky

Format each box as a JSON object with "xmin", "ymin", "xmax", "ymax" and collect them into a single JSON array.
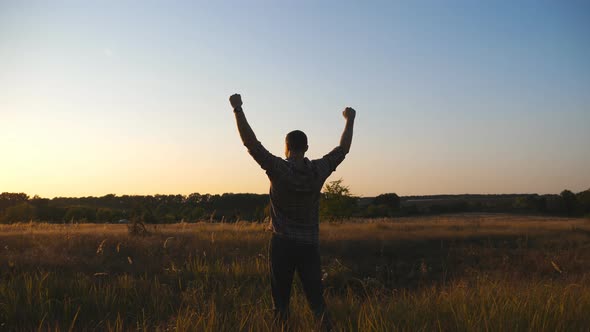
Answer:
[{"xmin": 1, "ymin": 1, "xmax": 589, "ymax": 198}]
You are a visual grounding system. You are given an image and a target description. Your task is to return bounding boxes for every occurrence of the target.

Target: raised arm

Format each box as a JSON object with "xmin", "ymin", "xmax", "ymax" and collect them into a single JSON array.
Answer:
[
  {"xmin": 315, "ymin": 107, "xmax": 356, "ymax": 179},
  {"xmin": 230, "ymin": 93, "xmax": 283, "ymax": 173},
  {"xmin": 339, "ymin": 107, "xmax": 356, "ymax": 154},
  {"xmin": 230, "ymin": 93, "xmax": 258, "ymax": 149}
]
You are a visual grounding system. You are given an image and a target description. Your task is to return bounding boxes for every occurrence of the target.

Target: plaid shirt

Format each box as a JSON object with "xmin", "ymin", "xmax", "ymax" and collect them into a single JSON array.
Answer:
[{"xmin": 248, "ymin": 142, "xmax": 346, "ymax": 244}]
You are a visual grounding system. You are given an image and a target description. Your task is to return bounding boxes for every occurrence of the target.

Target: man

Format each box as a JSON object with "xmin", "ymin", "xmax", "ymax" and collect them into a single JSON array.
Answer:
[{"xmin": 229, "ymin": 93, "xmax": 355, "ymax": 330}]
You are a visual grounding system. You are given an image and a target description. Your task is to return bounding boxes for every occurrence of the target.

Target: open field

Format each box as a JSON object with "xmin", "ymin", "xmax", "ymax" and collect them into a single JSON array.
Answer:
[{"xmin": 1, "ymin": 214, "xmax": 590, "ymax": 331}]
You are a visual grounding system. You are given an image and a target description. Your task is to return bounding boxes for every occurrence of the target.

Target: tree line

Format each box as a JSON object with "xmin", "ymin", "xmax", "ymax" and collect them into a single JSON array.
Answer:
[{"xmin": 1, "ymin": 181, "xmax": 589, "ymax": 224}]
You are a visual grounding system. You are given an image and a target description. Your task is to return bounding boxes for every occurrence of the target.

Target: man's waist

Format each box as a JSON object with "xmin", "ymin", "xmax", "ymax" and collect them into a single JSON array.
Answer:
[
  {"xmin": 271, "ymin": 232, "xmax": 319, "ymax": 247},
  {"xmin": 270, "ymin": 219, "xmax": 319, "ymax": 244},
  {"xmin": 271, "ymin": 217, "xmax": 319, "ymax": 229}
]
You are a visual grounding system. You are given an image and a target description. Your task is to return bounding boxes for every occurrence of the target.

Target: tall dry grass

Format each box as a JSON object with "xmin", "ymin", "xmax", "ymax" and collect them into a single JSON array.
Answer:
[{"xmin": 1, "ymin": 214, "xmax": 589, "ymax": 331}]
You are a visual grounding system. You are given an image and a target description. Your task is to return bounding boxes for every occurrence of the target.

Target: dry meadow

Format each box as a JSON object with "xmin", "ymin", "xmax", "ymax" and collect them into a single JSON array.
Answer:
[{"xmin": 1, "ymin": 214, "xmax": 589, "ymax": 331}]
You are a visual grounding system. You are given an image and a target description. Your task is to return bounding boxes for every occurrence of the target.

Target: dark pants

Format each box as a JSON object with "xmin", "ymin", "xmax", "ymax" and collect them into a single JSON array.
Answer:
[{"xmin": 269, "ymin": 235, "xmax": 332, "ymax": 330}]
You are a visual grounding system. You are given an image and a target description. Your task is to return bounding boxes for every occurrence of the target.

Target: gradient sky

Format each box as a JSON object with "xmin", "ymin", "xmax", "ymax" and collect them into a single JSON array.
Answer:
[{"xmin": 1, "ymin": 1, "xmax": 589, "ymax": 198}]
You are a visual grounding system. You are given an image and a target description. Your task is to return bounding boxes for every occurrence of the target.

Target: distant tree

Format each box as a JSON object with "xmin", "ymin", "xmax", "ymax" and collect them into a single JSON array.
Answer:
[
  {"xmin": 64, "ymin": 206, "xmax": 96, "ymax": 222},
  {"xmin": 366, "ymin": 204, "xmax": 389, "ymax": 217},
  {"xmin": 96, "ymin": 208, "xmax": 115, "ymax": 223},
  {"xmin": 513, "ymin": 195, "xmax": 546, "ymax": 213},
  {"xmin": 533, "ymin": 195, "xmax": 548, "ymax": 212},
  {"xmin": 324, "ymin": 179, "xmax": 351, "ymax": 196},
  {"xmin": 374, "ymin": 193, "xmax": 400, "ymax": 208},
  {"xmin": 576, "ymin": 189, "xmax": 590, "ymax": 215},
  {"xmin": 29, "ymin": 196, "xmax": 66, "ymax": 222},
  {"xmin": 0, "ymin": 192, "xmax": 29, "ymax": 211},
  {"xmin": 185, "ymin": 193, "xmax": 203, "ymax": 206},
  {"xmin": 191, "ymin": 206, "xmax": 206, "ymax": 220},
  {"xmin": 130, "ymin": 200, "xmax": 158, "ymax": 224},
  {"xmin": 320, "ymin": 179, "xmax": 356, "ymax": 221},
  {"xmin": 1, "ymin": 202, "xmax": 36, "ymax": 223},
  {"xmin": 560, "ymin": 190, "xmax": 578, "ymax": 216},
  {"xmin": 361, "ymin": 193, "xmax": 402, "ymax": 217}
]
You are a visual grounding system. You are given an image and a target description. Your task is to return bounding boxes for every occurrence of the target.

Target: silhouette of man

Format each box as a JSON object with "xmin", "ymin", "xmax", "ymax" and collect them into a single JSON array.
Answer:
[{"xmin": 230, "ymin": 93, "xmax": 355, "ymax": 330}]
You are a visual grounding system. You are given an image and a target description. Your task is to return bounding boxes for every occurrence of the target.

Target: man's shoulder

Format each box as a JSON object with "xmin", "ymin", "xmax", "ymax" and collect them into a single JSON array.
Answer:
[{"xmin": 265, "ymin": 157, "xmax": 293, "ymax": 178}]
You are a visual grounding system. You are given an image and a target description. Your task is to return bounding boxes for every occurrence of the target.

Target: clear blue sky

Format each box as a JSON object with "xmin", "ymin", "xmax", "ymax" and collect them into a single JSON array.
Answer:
[{"xmin": 1, "ymin": 1, "xmax": 589, "ymax": 197}]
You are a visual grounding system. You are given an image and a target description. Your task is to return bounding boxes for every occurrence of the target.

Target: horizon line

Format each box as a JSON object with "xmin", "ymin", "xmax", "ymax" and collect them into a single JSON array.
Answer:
[{"xmin": 4, "ymin": 190, "xmax": 586, "ymax": 200}]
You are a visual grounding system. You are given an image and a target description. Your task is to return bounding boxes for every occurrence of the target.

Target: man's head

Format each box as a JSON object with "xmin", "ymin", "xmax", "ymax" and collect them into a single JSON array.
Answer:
[{"xmin": 285, "ymin": 130, "xmax": 308, "ymax": 158}]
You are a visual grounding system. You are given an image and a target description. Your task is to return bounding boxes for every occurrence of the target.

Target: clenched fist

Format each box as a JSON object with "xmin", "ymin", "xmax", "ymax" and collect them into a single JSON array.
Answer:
[
  {"xmin": 229, "ymin": 93, "xmax": 243, "ymax": 109},
  {"xmin": 343, "ymin": 107, "xmax": 356, "ymax": 120}
]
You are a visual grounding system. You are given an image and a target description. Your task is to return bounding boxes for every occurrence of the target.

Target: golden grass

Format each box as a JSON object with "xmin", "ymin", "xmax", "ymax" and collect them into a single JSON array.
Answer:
[{"xmin": 1, "ymin": 214, "xmax": 589, "ymax": 331}]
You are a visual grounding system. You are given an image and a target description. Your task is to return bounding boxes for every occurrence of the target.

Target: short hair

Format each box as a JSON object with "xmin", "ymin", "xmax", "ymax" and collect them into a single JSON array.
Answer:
[{"xmin": 285, "ymin": 130, "xmax": 308, "ymax": 152}]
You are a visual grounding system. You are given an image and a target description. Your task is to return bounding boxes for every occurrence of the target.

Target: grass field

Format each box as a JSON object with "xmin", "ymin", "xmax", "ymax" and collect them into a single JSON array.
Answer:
[{"xmin": 1, "ymin": 214, "xmax": 590, "ymax": 331}]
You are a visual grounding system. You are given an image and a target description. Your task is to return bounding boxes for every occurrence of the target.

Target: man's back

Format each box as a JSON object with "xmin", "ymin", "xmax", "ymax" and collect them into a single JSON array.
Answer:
[{"xmin": 260, "ymin": 147, "xmax": 346, "ymax": 244}]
